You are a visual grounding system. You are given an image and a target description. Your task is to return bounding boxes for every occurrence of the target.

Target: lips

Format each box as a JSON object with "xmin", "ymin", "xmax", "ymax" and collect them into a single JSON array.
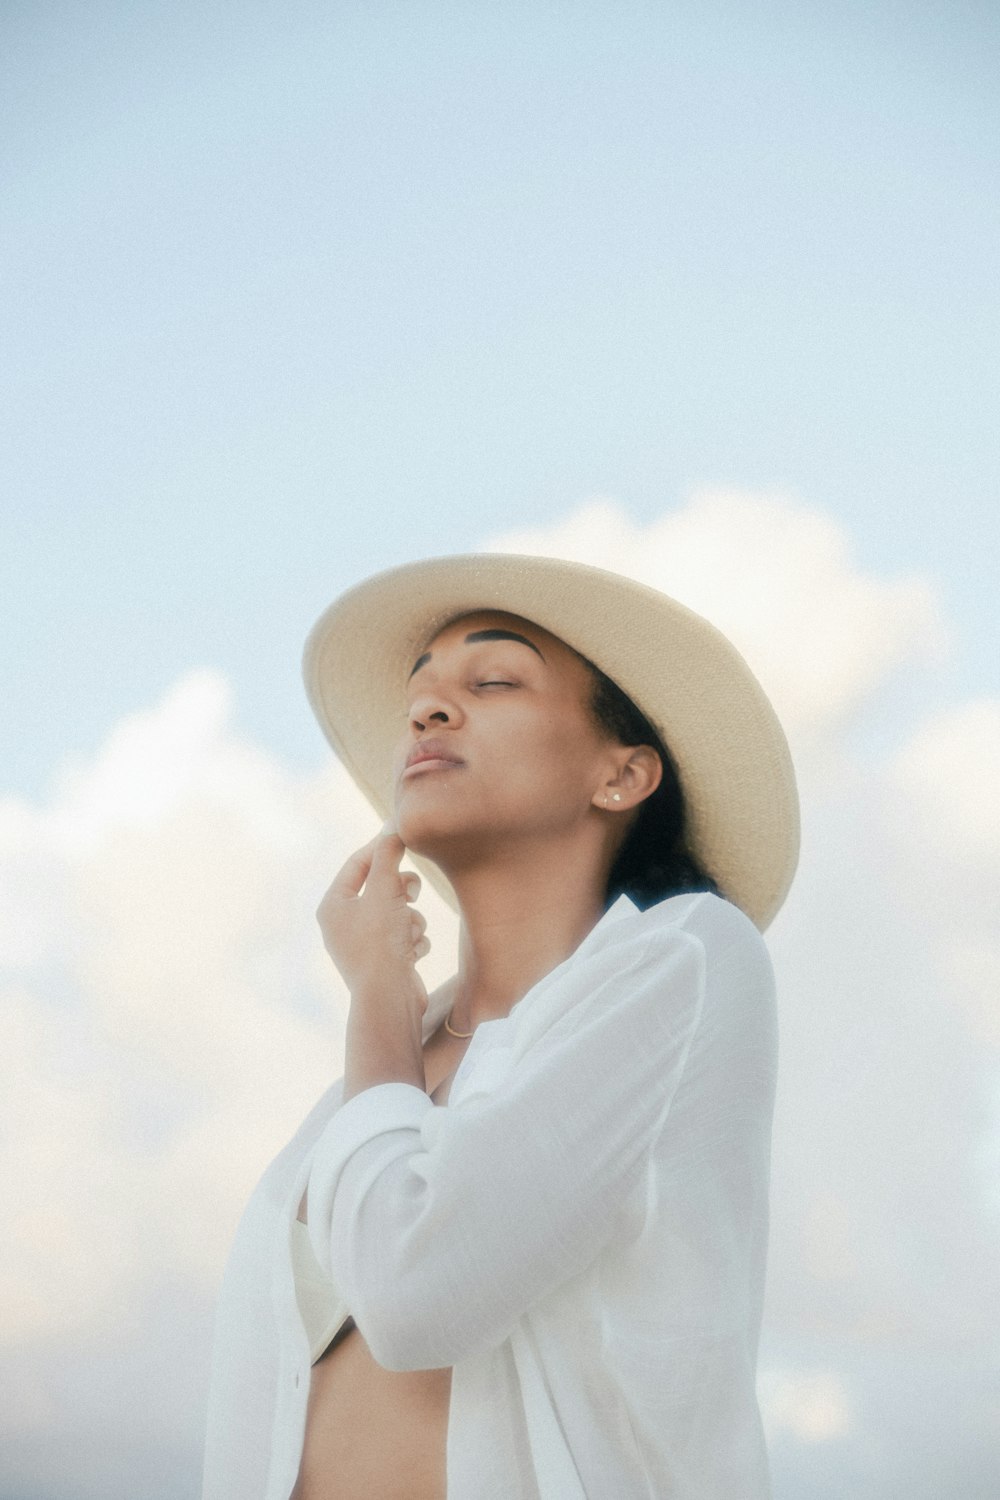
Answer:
[{"xmin": 403, "ymin": 738, "xmax": 466, "ymax": 776}]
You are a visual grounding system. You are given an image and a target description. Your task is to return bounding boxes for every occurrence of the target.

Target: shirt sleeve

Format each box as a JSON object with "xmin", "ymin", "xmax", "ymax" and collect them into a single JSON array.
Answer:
[{"xmin": 304, "ymin": 919, "xmax": 706, "ymax": 1371}]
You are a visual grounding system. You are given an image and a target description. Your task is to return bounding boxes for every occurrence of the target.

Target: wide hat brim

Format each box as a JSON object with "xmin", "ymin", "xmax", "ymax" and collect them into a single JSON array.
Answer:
[{"xmin": 302, "ymin": 552, "xmax": 800, "ymax": 931}]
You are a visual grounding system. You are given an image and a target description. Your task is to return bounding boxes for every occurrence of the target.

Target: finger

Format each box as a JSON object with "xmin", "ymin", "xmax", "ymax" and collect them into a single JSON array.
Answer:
[
  {"xmin": 413, "ymin": 934, "xmax": 431, "ymax": 960},
  {"xmin": 327, "ymin": 835, "xmax": 380, "ymax": 900},
  {"xmin": 403, "ymin": 872, "xmax": 422, "ymax": 903},
  {"xmin": 365, "ymin": 830, "xmax": 408, "ymax": 895},
  {"xmin": 410, "ymin": 911, "xmax": 427, "ymax": 941}
]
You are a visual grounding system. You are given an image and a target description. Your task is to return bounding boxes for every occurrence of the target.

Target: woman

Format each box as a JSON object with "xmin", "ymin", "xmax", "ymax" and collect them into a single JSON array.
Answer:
[{"xmin": 201, "ymin": 552, "xmax": 799, "ymax": 1500}]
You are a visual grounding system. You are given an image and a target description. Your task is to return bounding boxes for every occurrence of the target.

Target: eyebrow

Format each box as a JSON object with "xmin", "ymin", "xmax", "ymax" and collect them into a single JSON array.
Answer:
[{"xmin": 408, "ymin": 629, "xmax": 546, "ymax": 681}]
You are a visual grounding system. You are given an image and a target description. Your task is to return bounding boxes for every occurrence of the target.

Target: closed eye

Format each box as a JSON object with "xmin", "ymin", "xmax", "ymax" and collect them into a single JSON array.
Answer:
[{"xmin": 476, "ymin": 680, "xmax": 515, "ymax": 688}]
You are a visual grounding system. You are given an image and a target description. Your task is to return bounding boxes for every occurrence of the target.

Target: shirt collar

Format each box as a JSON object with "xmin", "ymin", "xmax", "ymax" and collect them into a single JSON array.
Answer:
[{"xmin": 572, "ymin": 891, "xmax": 640, "ymax": 961}]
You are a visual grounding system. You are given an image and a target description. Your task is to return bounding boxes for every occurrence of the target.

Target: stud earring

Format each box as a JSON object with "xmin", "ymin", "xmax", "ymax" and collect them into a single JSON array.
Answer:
[{"xmin": 603, "ymin": 792, "xmax": 623, "ymax": 807}]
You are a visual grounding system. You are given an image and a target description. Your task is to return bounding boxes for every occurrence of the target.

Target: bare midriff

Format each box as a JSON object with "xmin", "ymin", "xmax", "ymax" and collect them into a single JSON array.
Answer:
[{"xmin": 290, "ymin": 1018, "xmax": 470, "ymax": 1500}]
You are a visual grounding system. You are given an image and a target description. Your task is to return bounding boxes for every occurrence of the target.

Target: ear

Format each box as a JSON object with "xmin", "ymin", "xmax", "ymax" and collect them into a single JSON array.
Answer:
[{"xmin": 592, "ymin": 745, "xmax": 662, "ymax": 813}]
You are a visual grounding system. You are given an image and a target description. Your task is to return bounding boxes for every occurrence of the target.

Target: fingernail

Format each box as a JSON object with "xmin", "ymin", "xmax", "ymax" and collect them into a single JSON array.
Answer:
[{"xmin": 380, "ymin": 817, "xmax": 398, "ymax": 836}]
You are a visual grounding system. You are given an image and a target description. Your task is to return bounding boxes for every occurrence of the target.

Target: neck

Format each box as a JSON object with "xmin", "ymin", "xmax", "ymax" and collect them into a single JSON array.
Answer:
[{"xmin": 443, "ymin": 838, "xmax": 610, "ymax": 1033}]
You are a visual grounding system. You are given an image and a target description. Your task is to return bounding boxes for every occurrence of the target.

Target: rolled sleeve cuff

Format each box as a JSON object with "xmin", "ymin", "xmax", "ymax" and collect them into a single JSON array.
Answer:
[
  {"xmin": 318, "ymin": 1081, "xmax": 432, "ymax": 1162},
  {"xmin": 305, "ymin": 1082, "xmax": 433, "ymax": 1268}
]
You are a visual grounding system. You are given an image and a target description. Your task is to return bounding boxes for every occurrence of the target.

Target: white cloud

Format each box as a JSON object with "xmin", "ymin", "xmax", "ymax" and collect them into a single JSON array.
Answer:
[
  {"xmin": 759, "ymin": 1367, "xmax": 854, "ymax": 1443},
  {"xmin": 1, "ymin": 490, "xmax": 997, "ymax": 1492},
  {"xmin": 0, "ymin": 988, "xmax": 138, "ymax": 1344},
  {"xmin": 0, "ymin": 667, "xmax": 458, "ymax": 1363},
  {"xmin": 889, "ymin": 698, "xmax": 1000, "ymax": 863}
]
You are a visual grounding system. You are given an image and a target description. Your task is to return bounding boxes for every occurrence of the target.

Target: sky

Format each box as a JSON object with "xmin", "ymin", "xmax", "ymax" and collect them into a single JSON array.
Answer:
[{"xmin": 2, "ymin": 3, "xmax": 998, "ymax": 1498}]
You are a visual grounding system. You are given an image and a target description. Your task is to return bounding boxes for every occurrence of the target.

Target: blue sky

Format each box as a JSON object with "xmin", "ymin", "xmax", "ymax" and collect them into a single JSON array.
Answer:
[
  {"xmin": 2, "ymin": 0, "xmax": 997, "ymax": 801},
  {"xmin": 2, "ymin": 5, "xmax": 999, "ymax": 1499}
]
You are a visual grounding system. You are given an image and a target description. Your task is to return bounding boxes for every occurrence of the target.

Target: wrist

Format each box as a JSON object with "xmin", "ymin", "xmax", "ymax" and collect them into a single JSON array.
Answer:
[
  {"xmin": 349, "ymin": 974, "xmax": 427, "ymax": 1019},
  {"xmin": 342, "ymin": 979, "xmax": 427, "ymax": 1103}
]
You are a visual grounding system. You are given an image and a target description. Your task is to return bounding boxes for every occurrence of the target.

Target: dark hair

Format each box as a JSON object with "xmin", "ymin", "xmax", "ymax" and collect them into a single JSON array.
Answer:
[{"xmin": 582, "ymin": 659, "xmax": 720, "ymax": 911}]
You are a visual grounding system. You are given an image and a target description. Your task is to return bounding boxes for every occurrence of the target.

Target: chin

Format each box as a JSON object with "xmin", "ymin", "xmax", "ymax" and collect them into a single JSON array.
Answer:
[
  {"xmin": 397, "ymin": 808, "xmax": 484, "ymax": 867},
  {"xmin": 396, "ymin": 817, "xmax": 452, "ymax": 859}
]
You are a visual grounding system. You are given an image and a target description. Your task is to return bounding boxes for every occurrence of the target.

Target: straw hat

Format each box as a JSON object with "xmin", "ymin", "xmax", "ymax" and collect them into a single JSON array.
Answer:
[{"xmin": 302, "ymin": 553, "xmax": 799, "ymax": 930}]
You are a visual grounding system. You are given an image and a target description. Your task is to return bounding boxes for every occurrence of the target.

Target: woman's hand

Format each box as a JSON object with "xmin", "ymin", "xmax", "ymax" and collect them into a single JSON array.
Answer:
[{"xmin": 316, "ymin": 826, "xmax": 430, "ymax": 1014}]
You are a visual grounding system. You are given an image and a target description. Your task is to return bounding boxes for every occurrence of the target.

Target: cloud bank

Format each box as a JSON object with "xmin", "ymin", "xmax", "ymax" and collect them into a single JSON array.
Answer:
[{"xmin": 2, "ymin": 489, "xmax": 997, "ymax": 1497}]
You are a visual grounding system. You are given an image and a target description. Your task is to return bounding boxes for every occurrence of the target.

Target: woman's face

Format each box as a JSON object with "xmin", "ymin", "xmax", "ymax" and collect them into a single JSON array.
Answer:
[{"xmin": 390, "ymin": 609, "xmax": 620, "ymax": 868}]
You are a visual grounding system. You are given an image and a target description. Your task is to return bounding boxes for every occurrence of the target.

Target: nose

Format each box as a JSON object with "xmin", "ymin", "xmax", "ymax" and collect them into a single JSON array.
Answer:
[{"xmin": 408, "ymin": 689, "xmax": 463, "ymax": 734}]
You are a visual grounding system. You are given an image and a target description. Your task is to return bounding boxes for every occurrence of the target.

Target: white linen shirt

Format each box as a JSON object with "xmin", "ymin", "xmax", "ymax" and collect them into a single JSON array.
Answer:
[{"xmin": 202, "ymin": 889, "xmax": 778, "ymax": 1500}]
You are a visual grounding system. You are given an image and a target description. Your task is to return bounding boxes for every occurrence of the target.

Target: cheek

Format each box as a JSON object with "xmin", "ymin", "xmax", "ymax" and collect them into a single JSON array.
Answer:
[{"xmin": 506, "ymin": 713, "xmax": 599, "ymax": 800}]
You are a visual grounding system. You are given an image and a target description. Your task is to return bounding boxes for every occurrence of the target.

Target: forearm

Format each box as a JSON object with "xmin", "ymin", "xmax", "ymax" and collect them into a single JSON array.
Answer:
[{"xmin": 342, "ymin": 983, "xmax": 427, "ymax": 1103}]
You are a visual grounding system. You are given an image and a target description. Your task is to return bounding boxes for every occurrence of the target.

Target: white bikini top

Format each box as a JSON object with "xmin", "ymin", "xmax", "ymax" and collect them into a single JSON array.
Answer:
[{"xmin": 290, "ymin": 1218, "xmax": 352, "ymax": 1364}]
